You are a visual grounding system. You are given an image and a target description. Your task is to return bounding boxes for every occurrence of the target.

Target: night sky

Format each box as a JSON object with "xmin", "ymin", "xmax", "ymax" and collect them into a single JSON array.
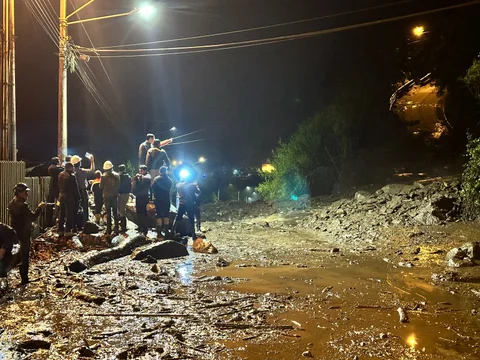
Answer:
[{"xmin": 14, "ymin": 0, "xmax": 480, "ymax": 168}]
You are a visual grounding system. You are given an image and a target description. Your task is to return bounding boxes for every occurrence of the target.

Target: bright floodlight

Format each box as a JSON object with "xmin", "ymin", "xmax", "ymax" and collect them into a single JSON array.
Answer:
[
  {"xmin": 412, "ymin": 26, "xmax": 424, "ymax": 37},
  {"xmin": 170, "ymin": 127, "xmax": 177, "ymax": 131},
  {"xmin": 198, "ymin": 156, "xmax": 206, "ymax": 163},
  {"xmin": 179, "ymin": 169, "xmax": 190, "ymax": 179},
  {"xmin": 138, "ymin": 4, "xmax": 156, "ymax": 19}
]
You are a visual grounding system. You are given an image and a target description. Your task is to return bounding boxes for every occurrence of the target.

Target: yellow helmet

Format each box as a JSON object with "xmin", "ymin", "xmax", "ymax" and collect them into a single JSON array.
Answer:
[
  {"xmin": 71, "ymin": 155, "xmax": 82, "ymax": 165},
  {"xmin": 103, "ymin": 160, "xmax": 113, "ymax": 171}
]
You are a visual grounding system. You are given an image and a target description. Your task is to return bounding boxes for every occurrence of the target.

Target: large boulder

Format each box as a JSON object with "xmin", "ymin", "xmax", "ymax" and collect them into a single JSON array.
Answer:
[
  {"xmin": 354, "ymin": 191, "xmax": 371, "ymax": 203},
  {"xmin": 131, "ymin": 240, "xmax": 188, "ymax": 261}
]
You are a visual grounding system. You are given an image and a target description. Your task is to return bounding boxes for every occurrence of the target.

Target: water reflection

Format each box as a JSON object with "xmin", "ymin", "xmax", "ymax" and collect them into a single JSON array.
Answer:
[
  {"xmin": 407, "ymin": 333, "xmax": 417, "ymax": 348},
  {"xmin": 176, "ymin": 258, "xmax": 194, "ymax": 286}
]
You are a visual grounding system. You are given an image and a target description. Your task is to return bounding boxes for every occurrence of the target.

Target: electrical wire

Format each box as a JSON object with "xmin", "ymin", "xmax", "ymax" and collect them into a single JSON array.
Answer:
[
  {"xmin": 82, "ymin": 0, "xmax": 480, "ymax": 58},
  {"xmin": 24, "ymin": 0, "xmax": 59, "ymax": 47},
  {"xmin": 171, "ymin": 128, "xmax": 210, "ymax": 140},
  {"xmin": 95, "ymin": 0, "xmax": 415, "ymax": 49}
]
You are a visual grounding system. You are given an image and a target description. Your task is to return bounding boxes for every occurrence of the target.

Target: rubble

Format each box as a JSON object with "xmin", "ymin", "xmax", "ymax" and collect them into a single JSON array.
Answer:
[
  {"xmin": 445, "ymin": 242, "xmax": 479, "ymax": 268},
  {"xmin": 131, "ymin": 240, "xmax": 188, "ymax": 261},
  {"xmin": 300, "ymin": 181, "xmax": 460, "ymax": 244}
]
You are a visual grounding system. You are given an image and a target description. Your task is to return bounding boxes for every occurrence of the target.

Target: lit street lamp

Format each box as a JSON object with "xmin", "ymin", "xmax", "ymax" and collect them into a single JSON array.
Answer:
[
  {"xmin": 197, "ymin": 156, "xmax": 206, "ymax": 164},
  {"xmin": 57, "ymin": 1, "xmax": 158, "ymax": 159},
  {"xmin": 412, "ymin": 26, "xmax": 425, "ymax": 37}
]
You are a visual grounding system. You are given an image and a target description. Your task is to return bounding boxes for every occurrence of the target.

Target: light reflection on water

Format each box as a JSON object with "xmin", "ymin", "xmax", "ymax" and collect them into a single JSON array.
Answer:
[{"xmin": 176, "ymin": 258, "xmax": 194, "ymax": 286}]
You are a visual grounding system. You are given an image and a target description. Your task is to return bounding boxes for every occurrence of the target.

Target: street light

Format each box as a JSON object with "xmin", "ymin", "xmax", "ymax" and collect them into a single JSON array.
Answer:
[
  {"xmin": 170, "ymin": 127, "xmax": 177, "ymax": 131},
  {"xmin": 198, "ymin": 156, "xmax": 206, "ymax": 163},
  {"xmin": 138, "ymin": 4, "xmax": 156, "ymax": 19},
  {"xmin": 412, "ymin": 26, "xmax": 425, "ymax": 37}
]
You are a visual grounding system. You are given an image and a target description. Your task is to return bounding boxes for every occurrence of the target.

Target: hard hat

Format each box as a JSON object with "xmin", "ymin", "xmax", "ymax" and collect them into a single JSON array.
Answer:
[
  {"xmin": 103, "ymin": 161, "xmax": 113, "ymax": 171},
  {"xmin": 14, "ymin": 182, "xmax": 30, "ymax": 195},
  {"xmin": 71, "ymin": 155, "xmax": 82, "ymax": 165}
]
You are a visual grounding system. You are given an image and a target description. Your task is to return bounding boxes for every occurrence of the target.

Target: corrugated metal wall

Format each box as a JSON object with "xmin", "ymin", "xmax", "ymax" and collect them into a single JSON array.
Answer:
[
  {"xmin": 0, "ymin": 161, "xmax": 25, "ymax": 225},
  {"xmin": 25, "ymin": 176, "xmax": 50, "ymax": 230}
]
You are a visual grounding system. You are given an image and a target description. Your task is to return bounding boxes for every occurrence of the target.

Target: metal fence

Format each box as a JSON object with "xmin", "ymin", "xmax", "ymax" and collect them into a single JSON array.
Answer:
[
  {"xmin": 0, "ymin": 161, "xmax": 25, "ymax": 225},
  {"xmin": 25, "ymin": 176, "xmax": 50, "ymax": 230}
]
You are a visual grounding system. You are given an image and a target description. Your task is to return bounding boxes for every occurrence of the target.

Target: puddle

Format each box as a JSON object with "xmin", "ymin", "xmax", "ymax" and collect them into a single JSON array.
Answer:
[{"xmin": 206, "ymin": 259, "xmax": 480, "ymax": 360}]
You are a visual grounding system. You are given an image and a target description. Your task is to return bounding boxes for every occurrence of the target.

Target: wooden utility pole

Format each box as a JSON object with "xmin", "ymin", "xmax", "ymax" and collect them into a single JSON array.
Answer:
[
  {"xmin": 1, "ymin": 0, "xmax": 16, "ymax": 161},
  {"xmin": 58, "ymin": 0, "xmax": 68, "ymax": 160}
]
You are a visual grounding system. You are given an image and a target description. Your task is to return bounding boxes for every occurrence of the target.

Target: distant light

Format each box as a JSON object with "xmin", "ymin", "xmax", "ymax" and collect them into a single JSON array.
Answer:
[
  {"xmin": 171, "ymin": 160, "xmax": 177, "ymax": 166},
  {"xmin": 170, "ymin": 127, "xmax": 176, "ymax": 131},
  {"xmin": 246, "ymin": 186, "xmax": 251, "ymax": 190},
  {"xmin": 138, "ymin": 4, "xmax": 156, "ymax": 19},
  {"xmin": 198, "ymin": 156, "xmax": 206, "ymax": 163},
  {"xmin": 179, "ymin": 169, "xmax": 190, "ymax": 179},
  {"xmin": 233, "ymin": 169, "xmax": 239, "ymax": 175},
  {"xmin": 412, "ymin": 26, "xmax": 424, "ymax": 37},
  {"xmin": 291, "ymin": 195, "xmax": 298, "ymax": 201}
]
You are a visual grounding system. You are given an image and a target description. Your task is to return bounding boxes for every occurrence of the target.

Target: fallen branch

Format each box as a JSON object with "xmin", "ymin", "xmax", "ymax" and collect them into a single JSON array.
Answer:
[
  {"xmin": 92, "ymin": 329, "xmax": 128, "ymax": 339},
  {"xmin": 214, "ymin": 323, "xmax": 293, "ymax": 330},
  {"xmin": 62, "ymin": 284, "xmax": 78, "ymax": 299},
  {"xmin": 82, "ymin": 313, "xmax": 193, "ymax": 318}
]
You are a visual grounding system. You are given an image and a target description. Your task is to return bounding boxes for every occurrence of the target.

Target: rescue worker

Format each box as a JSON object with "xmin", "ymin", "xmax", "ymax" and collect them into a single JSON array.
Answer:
[
  {"xmin": 58, "ymin": 162, "xmax": 81, "ymax": 236},
  {"xmin": 151, "ymin": 166, "xmax": 172, "ymax": 238},
  {"xmin": 71, "ymin": 153, "xmax": 95, "ymax": 227},
  {"xmin": 0, "ymin": 223, "xmax": 17, "ymax": 291},
  {"xmin": 193, "ymin": 181, "xmax": 202, "ymax": 233},
  {"xmin": 8, "ymin": 183, "xmax": 46, "ymax": 285},
  {"xmin": 117, "ymin": 164, "xmax": 132, "ymax": 233},
  {"xmin": 146, "ymin": 139, "xmax": 170, "ymax": 179},
  {"xmin": 138, "ymin": 133, "xmax": 155, "ymax": 167},
  {"xmin": 90, "ymin": 170, "xmax": 103, "ymax": 225},
  {"xmin": 132, "ymin": 165, "xmax": 151, "ymax": 234},
  {"xmin": 46, "ymin": 157, "xmax": 64, "ymax": 227},
  {"xmin": 172, "ymin": 178, "xmax": 197, "ymax": 239},
  {"xmin": 100, "ymin": 161, "xmax": 120, "ymax": 235}
]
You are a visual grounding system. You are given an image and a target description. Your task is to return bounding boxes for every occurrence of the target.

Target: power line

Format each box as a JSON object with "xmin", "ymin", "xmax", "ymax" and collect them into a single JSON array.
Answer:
[
  {"xmin": 82, "ymin": 1, "xmax": 480, "ymax": 59},
  {"xmin": 94, "ymin": 0, "xmax": 415, "ymax": 49}
]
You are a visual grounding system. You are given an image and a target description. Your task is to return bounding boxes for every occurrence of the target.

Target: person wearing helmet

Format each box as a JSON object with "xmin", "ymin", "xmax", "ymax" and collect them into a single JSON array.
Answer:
[
  {"xmin": 71, "ymin": 153, "xmax": 95, "ymax": 228},
  {"xmin": 117, "ymin": 164, "xmax": 132, "ymax": 233},
  {"xmin": 151, "ymin": 166, "xmax": 173, "ymax": 239},
  {"xmin": 100, "ymin": 161, "xmax": 120, "ymax": 235},
  {"xmin": 145, "ymin": 139, "xmax": 170, "ymax": 179},
  {"xmin": 138, "ymin": 133, "xmax": 155, "ymax": 167},
  {"xmin": 7, "ymin": 183, "xmax": 46, "ymax": 285},
  {"xmin": 132, "ymin": 165, "xmax": 151, "ymax": 234},
  {"xmin": 0, "ymin": 223, "xmax": 17, "ymax": 292},
  {"xmin": 46, "ymin": 157, "xmax": 64, "ymax": 227},
  {"xmin": 58, "ymin": 162, "xmax": 81, "ymax": 237}
]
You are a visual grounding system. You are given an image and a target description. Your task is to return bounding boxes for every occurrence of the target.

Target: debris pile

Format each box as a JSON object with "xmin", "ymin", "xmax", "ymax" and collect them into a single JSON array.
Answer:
[{"xmin": 299, "ymin": 181, "xmax": 460, "ymax": 243}]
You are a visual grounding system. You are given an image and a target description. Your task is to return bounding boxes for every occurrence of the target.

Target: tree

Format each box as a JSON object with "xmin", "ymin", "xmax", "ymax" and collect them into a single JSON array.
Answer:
[{"xmin": 464, "ymin": 59, "xmax": 480, "ymax": 102}]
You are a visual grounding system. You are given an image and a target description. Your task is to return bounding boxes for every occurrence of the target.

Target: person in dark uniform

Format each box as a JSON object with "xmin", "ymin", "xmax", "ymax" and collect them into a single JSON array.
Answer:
[
  {"xmin": 0, "ymin": 223, "xmax": 17, "ymax": 291},
  {"xmin": 192, "ymin": 182, "xmax": 202, "ymax": 233},
  {"xmin": 46, "ymin": 157, "xmax": 64, "ymax": 227},
  {"xmin": 90, "ymin": 170, "xmax": 103, "ymax": 224},
  {"xmin": 151, "ymin": 166, "xmax": 172, "ymax": 238},
  {"xmin": 117, "ymin": 164, "xmax": 132, "ymax": 233},
  {"xmin": 138, "ymin": 133, "xmax": 155, "ymax": 167},
  {"xmin": 7, "ymin": 183, "xmax": 46, "ymax": 285},
  {"xmin": 58, "ymin": 162, "xmax": 81, "ymax": 236},
  {"xmin": 100, "ymin": 161, "xmax": 120, "ymax": 235},
  {"xmin": 71, "ymin": 153, "xmax": 95, "ymax": 228},
  {"xmin": 173, "ymin": 179, "xmax": 197, "ymax": 239},
  {"xmin": 145, "ymin": 139, "xmax": 170, "ymax": 179},
  {"xmin": 132, "ymin": 165, "xmax": 151, "ymax": 234}
]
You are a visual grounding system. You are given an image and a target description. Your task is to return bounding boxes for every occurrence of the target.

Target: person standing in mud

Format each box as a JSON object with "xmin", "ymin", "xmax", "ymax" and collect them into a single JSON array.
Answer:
[
  {"xmin": 46, "ymin": 157, "xmax": 64, "ymax": 227},
  {"xmin": 151, "ymin": 166, "xmax": 173, "ymax": 238},
  {"xmin": 172, "ymin": 178, "xmax": 197, "ymax": 239},
  {"xmin": 192, "ymin": 182, "xmax": 202, "ymax": 233},
  {"xmin": 58, "ymin": 162, "xmax": 81, "ymax": 236},
  {"xmin": 0, "ymin": 223, "xmax": 17, "ymax": 291},
  {"xmin": 117, "ymin": 164, "xmax": 132, "ymax": 233},
  {"xmin": 71, "ymin": 153, "xmax": 95, "ymax": 227},
  {"xmin": 90, "ymin": 170, "xmax": 103, "ymax": 225},
  {"xmin": 100, "ymin": 161, "xmax": 120, "ymax": 235},
  {"xmin": 8, "ymin": 183, "xmax": 46, "ymax": 285},
  {"xmin": 132, "ymin": 165, "xmax": 151, "ymax": 234}
]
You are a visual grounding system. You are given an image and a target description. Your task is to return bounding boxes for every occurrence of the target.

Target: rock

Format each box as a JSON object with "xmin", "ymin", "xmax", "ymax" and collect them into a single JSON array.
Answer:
[
  {"xmin": 18, "ymin": 339, "xmax": 51, "ymax": 350},
  {"xmin": 78, "ymin": 346, "xmax": 96, "ymax": 357},
  {"xmin": 132, "ymin": 240, "xmax": 188, "ymax": 261},
  {"xmin": 141, "ymin": 255, "xmax": 157, "ymax": 264},
  {"xmin": 364, "ymin": 245, "xmax": 376, "ymax": 251},
  {"xmin": 462, "ymin": 242, "xmax": 480, "ymax": 260},
  {"xmin": 335, "ymin": 209, "xmax": 346, "ymax": 216},
  {"xmin": 216, "ymin": 258, "xmax": 230, "ymax": 267},
  {"xmin": 381, "ymin": 184, "xmax": 413, "ymax": 195},
  {"xmin": 26, "ymin": 328, "xmax": 53, "ymax": 337},
  {"xmin": 117, "ymin": 344, "xmax": 148, "ymax": 359},
  {"xmin": 331, "ymin": 248, "xmax": 340, "ymax": 253},
  {"xmin": 448, "ymin": 258, "xmax": 475, "ymax": 268},
  {"xmin": 412, "ymin": 247, "xmax": 421, "ymax": 255},
  {"xmin": 151, "ymin": 264, "xmax": 159, "ymax": 273},
  {"xmin": 83, "ymin": 221, "xmax": 101, "ymax": 235},
  {"xmin": 302, "ymin": 350, "xmax": 313, "ymax": 357},
  {"xmin": 354, "ymin": 191, "xmax": 371, "ymax": 202},
  {"xmin": 379, "ymin": 333, "xmax": 388, "ymax": 339},
  {"xmin": 446, "ymin": 248, "xmax": 468, "ymax": 261},
  {"xmin": 398, "ymin": 261, "xmax": 414, "ymax": 268}
]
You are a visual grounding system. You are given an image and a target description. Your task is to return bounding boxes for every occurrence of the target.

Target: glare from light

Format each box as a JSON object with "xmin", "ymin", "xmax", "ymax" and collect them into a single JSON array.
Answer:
[
  {"xmin": 138, "ymin": 4, "xmax": 156, "ymax": 19},
  {"xmin": 179, "ymin": 169, "xmax": 190, "ymax": 179},
  {"xmin": 171, "ymin": 160, "xmax": 177, "ymax": 166},
  {"xmin": 198, "ymin": 156, "xmax": 206, "ymax": 163},
  {"xmin": 246, "ymin": 186, "xmax": 251, "ymax": 191},
  {"xmin": 170, "ymin": 127, "xmax": 176, "ymax": 131},
  {"xmin": 406, "ymin": 334, "xmax": 417, "ymax": 348},
  {"xmin": 412, "ymin": 26, "xmax": 424, "ymax": 37}
]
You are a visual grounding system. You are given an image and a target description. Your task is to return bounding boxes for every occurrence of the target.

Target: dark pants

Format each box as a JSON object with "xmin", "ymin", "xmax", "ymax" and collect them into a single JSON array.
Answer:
[
  {"xmin": 104, "ymin": 196, "xmax": 118, "ymax": 233},
  {"xmin": 45, "ymin": 192, "xmax": 58, "ymax": 227},
  {"xmin": 194, "ymin": 204, "xmax": 201, "ymax": 231},
  {"xmin": 174, "ymin": 203, "xmax": 196, "ymax": 238},
  {"xmin": 58, "ymin": 197, "xmax": 77, "ymax": 233},
  {"xmin": 19, "ymin": 236, "xmax": 30, "ymax": 284},
  {"xmin": 136, "ymin": 195, "xmax": 149, "ymax": 232},
  {"xmin": 79, "ymin": 189, "xmax": 89, "ymax": 227},
  {"xmin": 0, "ymin": 246, "xmax": 12, "ymax": 278}
]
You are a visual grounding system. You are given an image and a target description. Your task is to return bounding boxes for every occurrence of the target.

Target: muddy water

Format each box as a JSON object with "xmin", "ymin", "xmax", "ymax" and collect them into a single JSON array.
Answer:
[{"xmin": 206, "ymin": 259, "xmax": 480, "ymax": 360}]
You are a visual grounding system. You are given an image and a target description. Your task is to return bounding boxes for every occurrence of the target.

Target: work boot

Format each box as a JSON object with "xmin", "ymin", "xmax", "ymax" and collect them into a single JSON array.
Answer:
[
  {"xmin": 156, "ymin": 226, "xmax": 164, "ymax": 240},
  {"xmin": 120, "ymin": 217, "xmax": 127, "ymax": 232}
]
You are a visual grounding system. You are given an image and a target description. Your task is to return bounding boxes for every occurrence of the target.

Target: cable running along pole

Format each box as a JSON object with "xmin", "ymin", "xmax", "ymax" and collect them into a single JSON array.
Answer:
[{"xmin": 58, "ymin": 0, "xmax": 67, "ymax": 160}]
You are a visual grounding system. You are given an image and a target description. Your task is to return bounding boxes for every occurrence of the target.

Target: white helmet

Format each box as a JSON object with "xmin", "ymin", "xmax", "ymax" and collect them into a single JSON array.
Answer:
[
  {"xmin": 71, "ymin": 155, "xmax": 82, "ymax": 165},
  {"xmin": 103, "ymin": 160, "xmax": 113, "ymax": 171}
]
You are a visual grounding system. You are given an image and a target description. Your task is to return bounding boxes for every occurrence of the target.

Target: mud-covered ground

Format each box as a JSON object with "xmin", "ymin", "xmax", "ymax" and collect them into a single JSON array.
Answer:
[{"xmin": 1, "ymin": 194, "xmax": 480, "ymax": 359}]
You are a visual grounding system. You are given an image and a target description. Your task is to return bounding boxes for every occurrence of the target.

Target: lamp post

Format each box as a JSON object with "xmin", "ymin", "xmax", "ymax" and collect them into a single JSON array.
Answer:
[{"xmin": 57, "ymin": 1, "xmax": 155, "ymax": 160}]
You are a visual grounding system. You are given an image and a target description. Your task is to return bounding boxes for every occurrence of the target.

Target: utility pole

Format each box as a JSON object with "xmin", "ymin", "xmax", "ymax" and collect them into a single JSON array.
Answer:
[
  {"xmin": 58, "ymin": 0, "xmax": 68, "ymax": 160},
  {"xmin": 1, "ymin": 0, "xmax": 16, "ymax": 161}
]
